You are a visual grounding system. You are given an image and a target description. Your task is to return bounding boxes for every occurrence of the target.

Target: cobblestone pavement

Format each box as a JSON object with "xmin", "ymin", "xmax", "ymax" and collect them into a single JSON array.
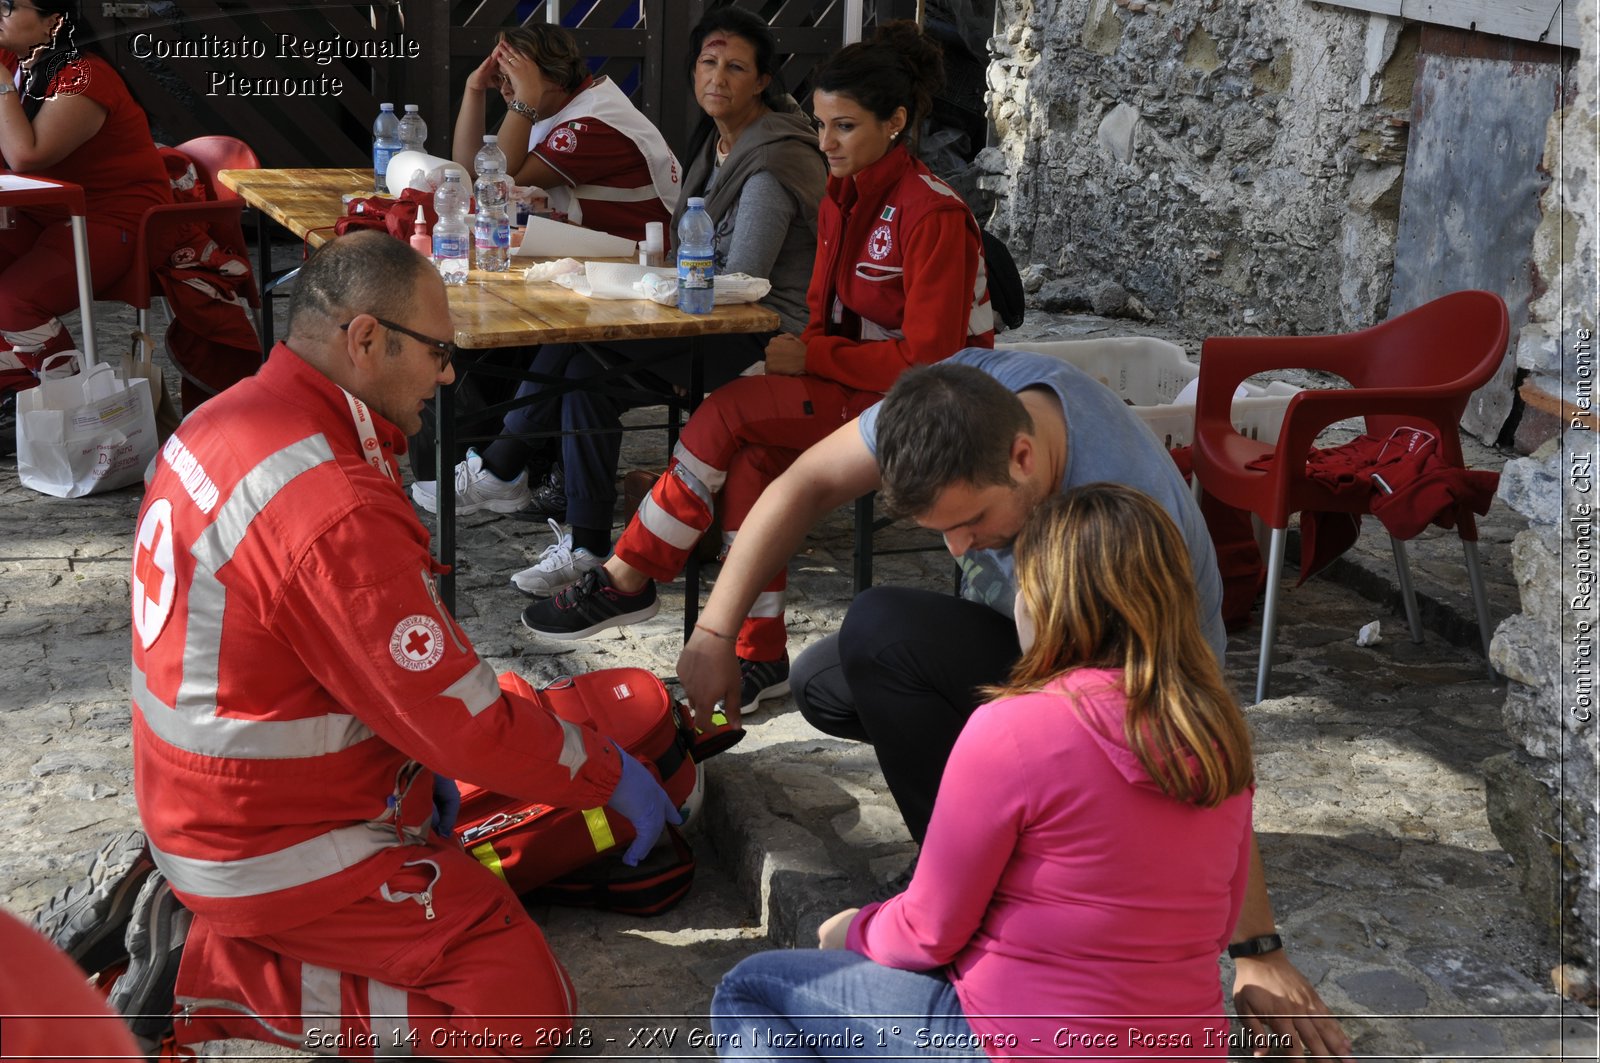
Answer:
[{"xmin": 0, "ymin": 296, "xmax": 1595, "ymax": 1059}]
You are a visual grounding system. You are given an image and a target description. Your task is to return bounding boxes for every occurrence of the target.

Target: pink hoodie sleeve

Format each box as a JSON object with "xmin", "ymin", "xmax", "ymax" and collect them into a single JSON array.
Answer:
[{"xmin": 846, "ymin": 703, "xmax": 1029, "ymax": 969}]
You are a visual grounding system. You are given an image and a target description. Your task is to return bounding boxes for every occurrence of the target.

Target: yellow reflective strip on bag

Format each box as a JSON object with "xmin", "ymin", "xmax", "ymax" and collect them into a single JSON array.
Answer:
[
  {"xmin": 583, "ymin": 807, "xmax": 616, "ymax": 852},
  {"xmin": 471, "ymin": 841, "xmax": 507, "ymax": 880}
]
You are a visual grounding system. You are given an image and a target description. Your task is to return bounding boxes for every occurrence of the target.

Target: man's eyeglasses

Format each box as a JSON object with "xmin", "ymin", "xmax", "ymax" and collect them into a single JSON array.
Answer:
[
  {"xmin": 0, "ymin": 1, "xmax": 44, "ymax": 17},
  {"xmin": 342, "ymin": 317, "xmax": 456, "ymax": 371}
]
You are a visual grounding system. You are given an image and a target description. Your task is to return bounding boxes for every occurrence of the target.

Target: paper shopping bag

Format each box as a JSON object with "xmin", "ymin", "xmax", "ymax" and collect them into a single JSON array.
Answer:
[
  {"xmin": 16, "ymin": 358, "xmax": 159, "ymax": 498},
  {"xmin": 121, "ymin": 331, "xmax": 182, "ymax": 440}
]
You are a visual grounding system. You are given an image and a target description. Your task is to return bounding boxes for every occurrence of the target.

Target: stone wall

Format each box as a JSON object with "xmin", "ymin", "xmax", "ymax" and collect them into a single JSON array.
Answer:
[
  {"xmin": 1486, "ymin": 0, "xmax": 1600, "ymax": 990},
  {"xmin": 983, "ymin": 0, "xmax": 1414, "ymax": 334}
]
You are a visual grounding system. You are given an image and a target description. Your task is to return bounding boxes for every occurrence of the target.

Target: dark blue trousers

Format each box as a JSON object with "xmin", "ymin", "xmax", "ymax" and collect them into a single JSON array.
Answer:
[{"xmin": 482, "ymin": 335, "xmax": 768, "ymax": 542}]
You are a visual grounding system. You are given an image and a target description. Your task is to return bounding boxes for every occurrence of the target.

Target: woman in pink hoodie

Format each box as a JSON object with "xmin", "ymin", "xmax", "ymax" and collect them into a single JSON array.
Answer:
[{"xmin": 710, "ymin": 483, "xmax": 1258, "ymax": 1061}]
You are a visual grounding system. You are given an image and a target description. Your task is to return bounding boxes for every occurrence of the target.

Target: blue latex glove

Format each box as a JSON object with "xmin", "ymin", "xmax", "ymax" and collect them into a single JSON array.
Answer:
[
  {"xmin": 432, "ymin": 776, "xmax": 461, "ymax": 837},
  {"xmin": 605, "ymin": 742, "xmax": 682, "ymax": 866}
]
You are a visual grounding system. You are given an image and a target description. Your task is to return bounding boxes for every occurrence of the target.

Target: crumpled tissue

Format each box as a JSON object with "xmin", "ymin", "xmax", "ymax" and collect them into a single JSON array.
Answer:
[
  {"xmin": 636, "ymin": 272, "xmax": 772, "ymax": 307},
  {"xmin": 523, "ymin": 258, "xmax": 583, "ymax": 283}
]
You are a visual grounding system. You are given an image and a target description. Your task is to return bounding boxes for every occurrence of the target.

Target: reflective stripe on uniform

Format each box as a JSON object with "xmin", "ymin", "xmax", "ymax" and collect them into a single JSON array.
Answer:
[
  {"xmin": 748, "ymin": 590, "xmax": 784, "ymax": 619},
  {"xmin": 860, "ymin": 319, "xmax": 906, "ymax": 342},
  {"xmin": 178, "ymin": 435, "xmax": 336, "ymax": 725},
  {"xmin": 572, "ymin": 182, "xmax": 661, "ymax": 204},
  {"xmin": 150, "ymin": 819, "xmax": 425, "ymax": 899},
  {"xmin": 669, "ymin": 443, "xmax": 724, "ymax": 497},
  {"xmin": 637, "ymin": 494, "xmax": 702, "ymax": 551},
  {"xmin": 369, "ymin": 981, "xmax": 412, "ymax": 1056},
  {"xmin": 133, "ymin": 665, "xmax": 377, "ymax": 759},
  {"xmin": 969, "ymin": 259, "xmax": 995, "ymax": 336},
  {"xmin": 556, "ymin": 717, "xmax": 589, "ymax": 780},
  {"xmin": 439, "ymin": 661, "xmax": 501, "ymax": 719},
  {"xmin": 300, "ymin": 963, "xmax": 341, "ymax": 1026}
]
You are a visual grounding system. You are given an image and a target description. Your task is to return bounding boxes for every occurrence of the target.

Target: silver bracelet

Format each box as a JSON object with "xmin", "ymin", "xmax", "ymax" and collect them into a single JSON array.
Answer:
[
  {"xmin": 507, "ymin": 99, "xmax": 537, "ymax": 121},
  {"xmin": 0, "ymin": 80, "xmax": 16, "ymax": 97}
]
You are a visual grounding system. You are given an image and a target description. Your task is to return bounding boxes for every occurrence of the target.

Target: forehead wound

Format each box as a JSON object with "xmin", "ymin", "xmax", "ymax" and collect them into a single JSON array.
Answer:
[{"xmin": 702, "ymin": 37, "xmax": 728, "ymax": 49}]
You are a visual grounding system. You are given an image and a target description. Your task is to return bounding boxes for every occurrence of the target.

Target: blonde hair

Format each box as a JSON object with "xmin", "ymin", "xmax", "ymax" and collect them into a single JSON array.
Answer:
[{"xmin": 987, "ymin": 483, "xmax": 1253, "ymax": 807}]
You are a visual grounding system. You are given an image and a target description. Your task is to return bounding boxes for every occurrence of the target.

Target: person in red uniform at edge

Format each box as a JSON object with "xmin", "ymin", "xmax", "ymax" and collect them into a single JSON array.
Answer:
[
  {"xmin": 452, "ymin": 22, "xmax": 677, "ymax": 242},
  {"xmin": 520, "ymin": 20, "xmax": 994, "ymax": 718},
  {"xmin": 0, "ymin": 0, "xmax": 170, "ymax": 393},
  {"xmin": 119, "ymin": 232, "xmax": 678, "ymax": 1058},
  {"xmin": 0, "ymin": 908, "xmax": 145, "ymax": 1062}
]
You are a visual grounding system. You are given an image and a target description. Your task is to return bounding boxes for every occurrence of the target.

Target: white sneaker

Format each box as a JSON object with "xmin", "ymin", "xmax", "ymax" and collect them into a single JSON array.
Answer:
[
  {"xmin": 411, "ymin": 450, "xmax": 532, "ymax": 515},
  {"xmin": 511, "ymin": 518, "xmax": 604, "ymax": 597}
]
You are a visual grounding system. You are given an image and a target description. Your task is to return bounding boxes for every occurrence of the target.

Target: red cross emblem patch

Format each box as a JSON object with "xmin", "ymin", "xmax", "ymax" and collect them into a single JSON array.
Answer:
[
  {"xmin": 390, "ymin": 615, "xmax": 446, "ymax": 671},
  {"xmin": 548, "ymin": 127, "xmax": 579, "ymax": 154},
  {"xmin": 132, "ymin": 499, "xmax": 176, "ymax": 650},
  {"xmin": 867, "ymin": 224, "xmax": 893, "ymax": 261}
]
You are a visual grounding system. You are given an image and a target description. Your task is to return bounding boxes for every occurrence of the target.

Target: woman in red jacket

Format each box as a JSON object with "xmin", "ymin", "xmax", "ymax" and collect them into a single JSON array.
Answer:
[
  {"xmin": 0, "ymin": 0, "xmax": 170, "ymax": 392},
  {"xmin": 521, "ymin": 21, "xmax": 994, "ymax": 716}
]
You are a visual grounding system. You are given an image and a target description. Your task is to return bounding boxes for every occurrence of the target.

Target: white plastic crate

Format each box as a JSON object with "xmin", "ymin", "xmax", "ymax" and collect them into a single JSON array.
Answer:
[{"xmin": 1012, "ymin": 337, "xmax": 1299, "ymax": 449}]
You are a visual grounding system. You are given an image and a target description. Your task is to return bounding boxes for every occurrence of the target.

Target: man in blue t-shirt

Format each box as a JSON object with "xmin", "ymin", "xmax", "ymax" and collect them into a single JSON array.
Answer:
[{"xmin": 676, "ymin": 348, "xmax": 1351, "ymax": 1061}]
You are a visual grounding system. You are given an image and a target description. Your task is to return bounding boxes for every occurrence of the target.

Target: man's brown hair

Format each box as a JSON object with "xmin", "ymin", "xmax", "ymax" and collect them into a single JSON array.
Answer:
[{"xmin": 876, "ymin": 362, "xmax": 1032, "ymax": 517}]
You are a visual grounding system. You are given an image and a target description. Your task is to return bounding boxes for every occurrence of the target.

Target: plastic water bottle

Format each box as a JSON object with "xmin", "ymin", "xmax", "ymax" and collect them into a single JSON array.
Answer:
[
  {"xmin": 398, "ymin": 104, "xmax": 428, "ymax": 154},
  {"xmin": 432, "ymin": 170, "xmax": 470, "ymax": 286},
  {"xmin": 372, "ymin": 102, "xmax": 402, "ymax": 194},
  {"xmin": 472, "ymin": 135, "xmax": 512, "ymax": 273},
  {"xmin": 677, "ymin": 197, "xmax": 715, "ymax": 315}
]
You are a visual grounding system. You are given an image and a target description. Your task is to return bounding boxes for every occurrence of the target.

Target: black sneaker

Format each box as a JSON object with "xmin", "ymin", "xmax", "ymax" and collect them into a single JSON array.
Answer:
[
  {"xmin": 527, "ymin": 461, "xmax": 568, "ymax": 519},
  {"xmin": 108, "ymin": 870, "xmax": 191, "ymax": 1042},
  {"xmin": 739, "ymin": 654, "xmax": 790, "ymax": 716},
  {"xmin": 32, "ymin": 829, "xmax": 155, "ymax": 975},
  {"xmin": 521, "ymin": 567, "xmax": 659, "ymax": 640}
]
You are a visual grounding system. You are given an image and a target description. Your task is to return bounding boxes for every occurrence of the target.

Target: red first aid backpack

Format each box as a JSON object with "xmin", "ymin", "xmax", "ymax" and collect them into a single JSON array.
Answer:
[{"xmin": 454, "ymin": 669, "xmax": 700, "ymax": 912}]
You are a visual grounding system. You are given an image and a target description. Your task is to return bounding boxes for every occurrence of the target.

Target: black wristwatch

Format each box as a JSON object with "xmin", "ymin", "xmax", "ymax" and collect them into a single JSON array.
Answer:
[{"xmin": 1228, "ymin": 933, "xmax": 1284, "ymax": 959}]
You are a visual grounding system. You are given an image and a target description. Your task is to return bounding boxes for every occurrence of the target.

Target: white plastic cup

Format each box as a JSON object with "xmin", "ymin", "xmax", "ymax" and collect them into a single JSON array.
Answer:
[{"xmin": 639, "ymin": 220, "xmax": 666, "ymax": 266}]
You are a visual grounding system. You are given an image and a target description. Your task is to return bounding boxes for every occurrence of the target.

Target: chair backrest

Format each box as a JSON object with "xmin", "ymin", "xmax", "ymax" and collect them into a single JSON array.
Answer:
[
  {"xmin": 1349, "ymin": 290, "xmax": 1509, "ymax": 441},
  {"xmin": 174, "ymin": 136, "xmax": 260, "ymax": 202},
  {"xmin": 1342, "ymin": 290, "xmax": 1509, "ymax": 393}
]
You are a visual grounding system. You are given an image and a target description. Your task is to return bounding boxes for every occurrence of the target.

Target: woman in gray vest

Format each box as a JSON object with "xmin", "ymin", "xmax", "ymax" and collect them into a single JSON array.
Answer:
[{"xmin": 413, "ymin": 7, "xmax": 825, "ymax": 601}]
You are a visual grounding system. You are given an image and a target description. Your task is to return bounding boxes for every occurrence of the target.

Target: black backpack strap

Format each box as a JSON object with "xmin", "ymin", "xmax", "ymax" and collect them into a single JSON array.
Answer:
[{"xmin": 980, "ymin": 228, "xmax": 1026, "ymax": 332}]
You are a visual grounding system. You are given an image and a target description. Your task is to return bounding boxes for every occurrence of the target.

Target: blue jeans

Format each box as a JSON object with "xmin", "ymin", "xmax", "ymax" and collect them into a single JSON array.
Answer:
[{"xmin": 711, "ymin": 949, "xmax": 985, "ymax": 1061}]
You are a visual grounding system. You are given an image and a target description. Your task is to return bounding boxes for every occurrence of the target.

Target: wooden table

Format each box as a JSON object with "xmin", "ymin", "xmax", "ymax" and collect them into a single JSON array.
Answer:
[
  {"xmin": 216, "ymin": 167, "xmax": 777, "ymax": 349},
  {"xmin": 217, "ymin": 167, "xmax": 779, "ymax": 616}
]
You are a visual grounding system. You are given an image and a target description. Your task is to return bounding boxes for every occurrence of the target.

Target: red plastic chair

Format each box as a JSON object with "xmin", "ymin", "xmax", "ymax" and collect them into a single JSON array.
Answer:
[
  {"xmin": 1190, "ymin": 290, "xmax": 1510, "ymax": 703},
  {"xmin": 101, "ymin": 135, "xmax": 262, "ymax": 333},
  {"xmin": 172, "ymin": 135, "xmax": 260, "ymax": 203}
]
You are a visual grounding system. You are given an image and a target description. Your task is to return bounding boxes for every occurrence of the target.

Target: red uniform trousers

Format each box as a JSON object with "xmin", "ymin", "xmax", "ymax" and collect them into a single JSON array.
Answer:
[
  {"xmin": 613, "ymin": 374, "xmax": 882, "ymax": 661},
  {"xmin": 0, "ymin": 208, "xmax": 138, "ymax": 387},
  {"xmin": 172, "ymin": 843, "xmax": 578, "ymax": 1059}
]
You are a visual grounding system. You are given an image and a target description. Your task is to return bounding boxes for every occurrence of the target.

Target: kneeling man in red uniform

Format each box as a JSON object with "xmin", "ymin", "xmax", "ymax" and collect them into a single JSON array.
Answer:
[{"xmin": 125, "ymin": 231, "xmax": 677, "ymax": 1057}]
